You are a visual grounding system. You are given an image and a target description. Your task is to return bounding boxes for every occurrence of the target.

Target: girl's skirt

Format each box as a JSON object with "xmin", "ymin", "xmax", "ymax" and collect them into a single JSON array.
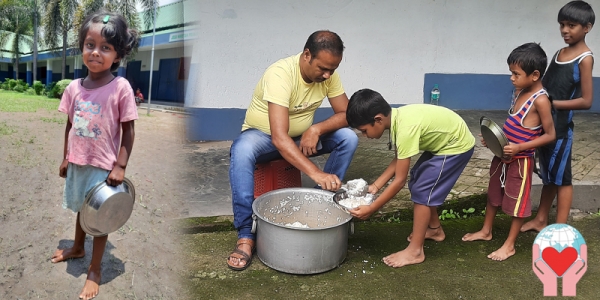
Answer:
[{"xmin": 63, "ymin": 163, "xmax": 110, "ymax": 213}]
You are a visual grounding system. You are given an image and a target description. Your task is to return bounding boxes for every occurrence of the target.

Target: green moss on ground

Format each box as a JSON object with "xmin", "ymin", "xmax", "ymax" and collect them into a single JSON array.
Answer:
[{"xmin": 181, "ymin": 213, "xmax": 600, "ymax": 299}]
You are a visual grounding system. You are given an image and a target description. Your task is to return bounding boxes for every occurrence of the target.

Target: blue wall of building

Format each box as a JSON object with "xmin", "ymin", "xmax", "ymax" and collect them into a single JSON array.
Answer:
[
  {"xmin": 423, "ymin": 73, "xmax": 600, "ymax": 111},
  {"xmin": 186, "ymin": 107, "xmax": 345, "ymax": 142},
  {"xmin": 186, "ymin": 73, "xmax": 600, "ymax": 141}
]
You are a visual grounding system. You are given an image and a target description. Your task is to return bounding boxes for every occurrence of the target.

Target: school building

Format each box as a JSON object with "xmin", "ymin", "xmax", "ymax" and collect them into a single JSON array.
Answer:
[
  {"xmin": 0, "ymin": 0, "xmax": 194, "ymax": 105},
  {"xmin": 185, "ymin": 0, "xmax": 600, "ymax": 142}
]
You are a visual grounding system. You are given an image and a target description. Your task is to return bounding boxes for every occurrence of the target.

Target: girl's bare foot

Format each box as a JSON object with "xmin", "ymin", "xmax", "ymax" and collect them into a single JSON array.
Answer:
[
  {"xmin": 520, "ymin": 219, "xmax": 546, "ymax": 232},
  {"xmin": 407, "ymin": 226, "xmax": 445, "ymax": 242},
  {"xmin": 51, "ymin": 247, "xmax": 85, "ymax": 263},
  {"xmin": 487, "ymin": 245, "xmax": 515, "ymax": 261},
  {"xmin": 462, "ymin": 230, "xmax": 492, "ymax": 241},
  {"xmin": 382, "ymin": 248, "xmax": 425, "ymax": 268},
  {"xmin": 79, "ymin": 268, "xmax": 101, "ymax": 300}
]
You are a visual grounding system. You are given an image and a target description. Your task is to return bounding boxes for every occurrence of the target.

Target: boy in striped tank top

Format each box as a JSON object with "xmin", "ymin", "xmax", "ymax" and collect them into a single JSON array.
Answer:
[
  {"xmin": 522, "ymin": 0, "xmax": 595, "ymax": 233},
  {"xmin": 463, "ymin": 43, "xmax": 556, "ymax": 261}
]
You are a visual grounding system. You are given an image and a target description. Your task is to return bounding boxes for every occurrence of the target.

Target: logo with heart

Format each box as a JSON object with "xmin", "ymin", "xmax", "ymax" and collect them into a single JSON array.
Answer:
[
  {"xmin": 532, "ymin": 224, "xmax": 587, "ymax": 297},
  {"xmin": 541, "ymin": 247, "xmax": 577, "ymax": 277}
]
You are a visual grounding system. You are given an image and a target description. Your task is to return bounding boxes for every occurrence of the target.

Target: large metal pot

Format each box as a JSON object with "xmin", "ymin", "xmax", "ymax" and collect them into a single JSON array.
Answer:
[
  {"xmin": 79, "ymin": 178, "xmax": 136, "ymax": 237},
  {"xmin": 251, "ymin": 188, "xmax": 353, "ymax": 274}
]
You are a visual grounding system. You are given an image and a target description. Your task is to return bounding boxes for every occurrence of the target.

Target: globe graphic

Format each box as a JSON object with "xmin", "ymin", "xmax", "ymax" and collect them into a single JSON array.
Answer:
[{"xmin": 534, "ymin": 224, "xmax": 586, "ymax": 276}]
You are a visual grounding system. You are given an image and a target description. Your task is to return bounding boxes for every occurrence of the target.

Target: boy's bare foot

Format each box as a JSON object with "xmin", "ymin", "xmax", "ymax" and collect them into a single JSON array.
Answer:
[
  {"xmin": 51, "ymin": 247, "xmax": 85, "ymax": 263},
  {"xmin": 79, "ymin": 268, "xmax": 101, "ymax": 300},
  {"xmin": 520, "ymin": 219, "xmax": 546, "ymax": 232},
  {"xmin": 487, "ymin": 245, "xmax": 515, "ymax": 261},
  {"xmin": 407, "ymin": 226, "xmax": 445, "ymax": 242},
  {"xmin": 462, "ymin": 230, "xmax": 492, "ymax": 242},
  {"xmin": 382, "ymin": 248, "xmax": 425, "ymax": 268}
]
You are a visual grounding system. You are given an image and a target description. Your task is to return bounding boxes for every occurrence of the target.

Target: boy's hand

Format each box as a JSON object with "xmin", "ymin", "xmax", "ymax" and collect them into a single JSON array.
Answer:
[
  {"xmin": 478, "ymin": 133, "xmax": 488, "ymax": 147},
  {"xmin": 59, "ymin": 159, "xmax": 69, "ymax": 178},
  {"xmin": 367, "ymin": 184, "xmax": 379, "ymax": 194},
  {"xmin": 503, "ymin": 142, "xmax": 520, "ymax": 157},
  {"xmin": 106, "ymin": 165, "xmax": 125, "ymax": 186},
  {"xmin": 349, "ymin": 205, "xmax": 375, "ymax": 220}
]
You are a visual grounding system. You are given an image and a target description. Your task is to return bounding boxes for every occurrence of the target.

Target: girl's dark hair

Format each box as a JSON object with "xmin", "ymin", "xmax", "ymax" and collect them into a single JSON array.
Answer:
[
  {"xmin": 558, "ymin": 0, "xmax": 595, "ymax": 26},
  {"xmin": 346, "ymin": 89, "xmax": 392, "ymax": 128},
  {"xmin": 303, "ymin": 30, "xmax": 345, "ymax": 59},
  {"xmin": 78, "ymin": 10, "xmax": 140, "ymax": 71},
  {"xmin": 507, "ymin": 42, "xmax": 547, "ymax": 78}
]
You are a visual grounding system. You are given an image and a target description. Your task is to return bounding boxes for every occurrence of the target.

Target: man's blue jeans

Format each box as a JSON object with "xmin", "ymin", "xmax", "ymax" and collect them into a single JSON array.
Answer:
[{"xmin": 229, "ymin": 128, "xmax": 358, "ymax": 240}]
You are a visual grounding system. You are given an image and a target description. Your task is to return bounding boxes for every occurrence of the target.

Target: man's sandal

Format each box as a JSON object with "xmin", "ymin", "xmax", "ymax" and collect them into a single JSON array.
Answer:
[{"xmin": 227, "ymin": 238, "xmax": 255, "ymax": 271}]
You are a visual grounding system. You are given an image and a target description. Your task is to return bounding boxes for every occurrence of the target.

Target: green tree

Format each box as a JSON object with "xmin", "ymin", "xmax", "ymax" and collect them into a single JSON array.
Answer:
[
  {"xmin": 30, "ymin": 0, "xmax": 41, "ymax": 82},
  {"xmin": 42, "ymin": 0, "xmax": 79, "ymax": 80},
  {"xmin": 42, "ymin": 0, "xmax": 158, "ymax": 80},
  {"xmin": 0, "ymin": 0, "xmax": 34, "ymax": 80},
  {"xmin": 73, "ymin": 0, "xmax": 159, "ymax": 66}
]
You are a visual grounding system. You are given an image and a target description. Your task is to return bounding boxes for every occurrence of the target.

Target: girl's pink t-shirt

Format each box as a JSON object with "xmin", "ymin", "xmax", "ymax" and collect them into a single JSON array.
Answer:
[{"xmin": 58, "ymin": 77, "xmax": 139, "ymax": 171}]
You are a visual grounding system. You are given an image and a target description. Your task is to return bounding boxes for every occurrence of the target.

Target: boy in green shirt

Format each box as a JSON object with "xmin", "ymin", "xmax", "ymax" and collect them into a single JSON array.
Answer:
[{"xmin": 346, "ymin": 89, "xmax": 475, "ymax": 267}]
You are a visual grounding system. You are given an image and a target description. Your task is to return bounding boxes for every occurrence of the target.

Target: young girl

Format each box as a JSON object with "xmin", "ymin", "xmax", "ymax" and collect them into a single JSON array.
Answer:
[{"xmin": 50, "ymin": 10, "xmax": 139, "ymax": 300}]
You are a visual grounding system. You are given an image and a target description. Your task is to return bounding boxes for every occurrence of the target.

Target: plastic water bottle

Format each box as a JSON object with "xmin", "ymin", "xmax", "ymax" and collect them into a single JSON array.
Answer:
[{"xmin": 430, "ymin": 84, "xmax": 440, "ymax": 105}]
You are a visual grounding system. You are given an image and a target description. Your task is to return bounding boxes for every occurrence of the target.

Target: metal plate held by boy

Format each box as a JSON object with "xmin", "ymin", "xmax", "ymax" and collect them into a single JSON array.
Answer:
[
  {"xmin": 480, "ymin": 116, "xmax": 509, "ymax": 159},
  {"xmin": 79, "ymin": 178, "xmax": 136, "ymax": 237}
]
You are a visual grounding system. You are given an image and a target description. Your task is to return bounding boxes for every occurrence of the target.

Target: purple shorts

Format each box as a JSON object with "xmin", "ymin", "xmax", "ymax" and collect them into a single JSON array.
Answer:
[{"xmin": 408, "ymin": 147, "xmax": 474, "ymax": 206}]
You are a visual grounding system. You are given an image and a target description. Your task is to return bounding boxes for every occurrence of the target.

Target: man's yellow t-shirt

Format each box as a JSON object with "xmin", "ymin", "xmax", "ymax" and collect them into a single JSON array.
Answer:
[{"xmin": 241, "ymin": 53, "xmax": 344, "ymax": 137}]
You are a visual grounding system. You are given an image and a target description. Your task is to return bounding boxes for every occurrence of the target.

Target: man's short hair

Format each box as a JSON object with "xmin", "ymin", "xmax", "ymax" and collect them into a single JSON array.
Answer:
[
  {"xmin": 559, "ymin": 0, "xmax": 595, "ymax": 26},
  {"xmin": 346, "ymin": 89, "xmax": 392, "ymax": 128},
  {"xmin": 303, "ymin": 30, "xmax": 344, "ymax": 58},
  {"xmin": 507, "ymin": 42, "xmax": 547, "ymax": 78}
]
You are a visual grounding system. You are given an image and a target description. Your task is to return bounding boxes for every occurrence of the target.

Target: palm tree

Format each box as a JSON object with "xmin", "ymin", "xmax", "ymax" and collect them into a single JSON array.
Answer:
[
  {"xmin": 0, "ymin": 0, "xmax": 34, "ymax": 80},
  {"xmin": 41, "ymin": 0, "xmax": 158, "ymax": 81},
  {"xmin": 30, "ymin": 0, "xmax": 41, "ymax": 82},
  {"xmin": 41, "ymin": 0, "xmax": 79, "ymax": 80},
  {"xmin": 74, "ymin": 0, "xmax": 158, "ymax": 33}
]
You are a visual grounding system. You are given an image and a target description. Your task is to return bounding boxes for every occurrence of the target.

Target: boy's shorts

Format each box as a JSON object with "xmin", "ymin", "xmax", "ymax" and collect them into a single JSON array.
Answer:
[
  {"xmin": 408, "ymin": 147, "xmax": 474, "ymax": 207},
  {"xmin": 537, "ymin": 136, "xmax": 573, "ymax": 186},
  {"xmin": 488, "ymin": 156, "xmax": 534, "ymax": 218},
  {"xmin": 63, "ymin": 163, "xmax": 110, "ymax": 213}
]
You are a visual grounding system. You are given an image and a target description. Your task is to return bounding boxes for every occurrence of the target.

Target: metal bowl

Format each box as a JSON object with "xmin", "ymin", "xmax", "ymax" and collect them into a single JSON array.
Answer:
[
  {"xmin": 480, "ymin": 116, "xmax": 509, "ymax": 158},
  {"xmin": 79, "ymin": 178, "xmax": 135, "ymax": 236}
]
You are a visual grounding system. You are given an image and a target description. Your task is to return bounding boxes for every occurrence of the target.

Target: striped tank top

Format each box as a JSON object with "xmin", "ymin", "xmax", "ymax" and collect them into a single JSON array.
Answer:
[{"xmin": 502, "ymin": 88, "xmax": 547, "ymax": 158}]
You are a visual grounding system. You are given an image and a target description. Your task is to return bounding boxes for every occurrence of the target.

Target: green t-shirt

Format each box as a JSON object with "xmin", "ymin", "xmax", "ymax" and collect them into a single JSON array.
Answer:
[
  {"xmin": 241, "ymin": 53, "xmax": 345, "ymax": 137},
  {"xmin": 391, "ymin": 104, "xmax": 475, "ymax": 159}
]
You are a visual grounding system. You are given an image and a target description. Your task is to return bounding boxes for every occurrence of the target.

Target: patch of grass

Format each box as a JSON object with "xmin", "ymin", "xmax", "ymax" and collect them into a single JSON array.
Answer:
[
  {"xmin": 0, "ymin": 121, "xmax": 16, "ymax": 135},
  {"xmin": 178, "ymin": 216, "xmax": 235, "ymax": 234},
  {"xmin": 0, "ymin": 90, "xmax": 59, "ymax": 112},
  {"xmin": 40, "ymin": 117, "xmax": 65, "ymax": 124}
]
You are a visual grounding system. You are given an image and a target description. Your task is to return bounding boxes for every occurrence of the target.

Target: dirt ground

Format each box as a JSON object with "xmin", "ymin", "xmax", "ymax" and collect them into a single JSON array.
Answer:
[{"xmin": 0, "ymin": 101, "xmax": 189, "ymax": 299}]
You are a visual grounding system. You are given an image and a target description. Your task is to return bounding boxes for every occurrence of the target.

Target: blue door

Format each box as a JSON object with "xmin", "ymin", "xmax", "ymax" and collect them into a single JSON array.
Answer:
[
  {"xmin": 157, "ymin": 58, "xmax": 181, "ymax": 102},
  {"xmin": 126, "ymin": 61, "xmax": 143, "ymax": 94}
]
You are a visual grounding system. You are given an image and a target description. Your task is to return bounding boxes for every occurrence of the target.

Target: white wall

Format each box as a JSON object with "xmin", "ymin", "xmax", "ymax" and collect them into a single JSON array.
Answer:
[
  {"xmin": 188, "ymin": 0, "xmax": 600, "ymax": 109},
  {"xmin": 134, "ymin": 47, "xmax": 187, "ymax": 71}
]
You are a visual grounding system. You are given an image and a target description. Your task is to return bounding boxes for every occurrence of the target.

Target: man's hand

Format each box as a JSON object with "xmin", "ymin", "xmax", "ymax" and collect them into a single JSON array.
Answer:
[
  {"xmin": 312, "ymin": 172, "xmax": 340, "ymax": 191},
  {"xmin": 299, "ymin": 126, "xmax": 320, "ymax": 156}
]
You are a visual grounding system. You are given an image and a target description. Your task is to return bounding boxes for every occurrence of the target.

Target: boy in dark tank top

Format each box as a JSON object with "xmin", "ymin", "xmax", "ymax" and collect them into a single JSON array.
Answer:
[{"xmin": 522, "ymin": 0, "xmax": 595, "ymax": 232}]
